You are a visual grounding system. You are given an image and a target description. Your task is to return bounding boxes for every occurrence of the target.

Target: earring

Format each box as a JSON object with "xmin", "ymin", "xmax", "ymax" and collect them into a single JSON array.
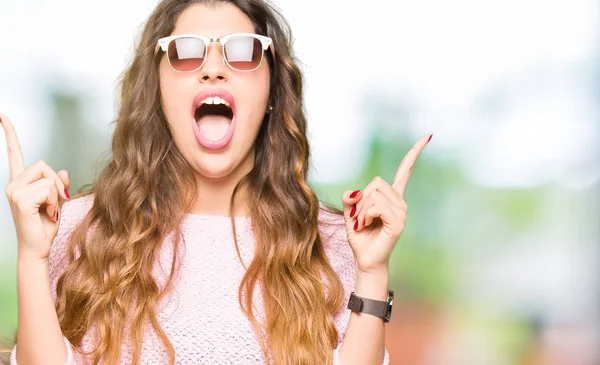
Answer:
[{"xmin": 267, "ymin": 105, "xmax": 273, "ymax": 112}]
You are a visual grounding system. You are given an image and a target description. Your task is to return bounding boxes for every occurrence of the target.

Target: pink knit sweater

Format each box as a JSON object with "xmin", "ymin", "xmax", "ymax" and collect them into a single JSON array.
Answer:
[{"xmin": 11, "ymin": 195, "xmax": 390, "ymax": 364}]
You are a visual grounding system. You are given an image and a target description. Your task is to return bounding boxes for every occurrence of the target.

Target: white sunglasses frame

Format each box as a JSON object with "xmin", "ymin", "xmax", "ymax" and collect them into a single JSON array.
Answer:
[{"xmin": 155, "ymin": 33, "xmax": 274, "ymax": 72}]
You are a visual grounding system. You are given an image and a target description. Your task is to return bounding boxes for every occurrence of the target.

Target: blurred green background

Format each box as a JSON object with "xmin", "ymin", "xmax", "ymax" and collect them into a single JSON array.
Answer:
[{"xmin": 1, "ymin": 0, "xmax": 599, "ymax": 364}]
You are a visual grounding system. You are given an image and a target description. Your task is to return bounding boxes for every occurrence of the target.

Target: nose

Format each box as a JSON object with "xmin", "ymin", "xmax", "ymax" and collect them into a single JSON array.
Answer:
[{"xmin": 198, "ymin": 41, "xmax": 229, "ymax": 83}]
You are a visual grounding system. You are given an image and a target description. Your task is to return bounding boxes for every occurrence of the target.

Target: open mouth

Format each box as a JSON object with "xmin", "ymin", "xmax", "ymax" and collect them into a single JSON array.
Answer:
[{"xmin": 194, "ymin": 97, "xmax": 234, "ymax": 142}]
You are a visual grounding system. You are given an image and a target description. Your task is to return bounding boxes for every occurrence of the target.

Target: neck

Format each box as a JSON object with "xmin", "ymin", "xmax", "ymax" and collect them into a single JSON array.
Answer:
[{"xmin": 190, "ymin": 151, "xmax": 254, "ymax": 217}]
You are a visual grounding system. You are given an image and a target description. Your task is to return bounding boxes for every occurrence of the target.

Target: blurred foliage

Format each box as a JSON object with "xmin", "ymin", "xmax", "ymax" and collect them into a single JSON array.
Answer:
[
  {"xmin": 313, "ymin": 132, "xmax": 460, "ymax": 305},
  {"xmin": 46, "ymin": 88, "xmax": 111, "ymax": 195},
  {"xmin": 0, "ymin": 265, "xmax": 16, "ymax": 341}
]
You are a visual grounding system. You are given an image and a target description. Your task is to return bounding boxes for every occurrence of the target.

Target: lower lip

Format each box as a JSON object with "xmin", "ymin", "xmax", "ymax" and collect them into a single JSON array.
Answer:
[{"xmin": 192, "ymin": 115, "xmax": 236, "ymax": 151}]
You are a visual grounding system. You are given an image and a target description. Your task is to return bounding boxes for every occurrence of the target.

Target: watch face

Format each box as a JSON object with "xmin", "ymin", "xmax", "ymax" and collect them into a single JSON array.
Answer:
[
  {"xmin": 385, "ymin": 290, "xmax": 394, "ymax": 323},
  {"xmin": 385, "ymin": 303, "xmax": 393, "ymax": 322}
]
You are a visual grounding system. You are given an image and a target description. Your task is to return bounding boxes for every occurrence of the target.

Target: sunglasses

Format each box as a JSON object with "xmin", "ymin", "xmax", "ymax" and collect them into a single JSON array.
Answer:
[{"xmin": 155, "ymin": 33, "xmax": 274, "ymax": 73}]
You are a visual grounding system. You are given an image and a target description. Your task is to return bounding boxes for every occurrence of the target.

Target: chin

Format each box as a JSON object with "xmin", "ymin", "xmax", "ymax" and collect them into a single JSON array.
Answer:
[{"xmin": 192, "ymin": 152, "xmax": 243, "ymax": 181}]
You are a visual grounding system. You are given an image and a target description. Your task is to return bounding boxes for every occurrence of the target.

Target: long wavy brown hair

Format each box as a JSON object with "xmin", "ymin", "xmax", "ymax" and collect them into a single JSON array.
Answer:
[{"xmin": 43, "ymin": 0, "xmax": 347, "ymax": 364}]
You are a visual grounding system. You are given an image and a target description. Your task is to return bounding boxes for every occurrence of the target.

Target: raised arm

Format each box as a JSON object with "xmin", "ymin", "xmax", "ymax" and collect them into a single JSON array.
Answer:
[
  {"xmin": 2, "ymin": 114, "xmax": 74, "ymax": 365},
  {"xmin": 337, "ymin": 133, "xmax": 432, "ymax": 365}
]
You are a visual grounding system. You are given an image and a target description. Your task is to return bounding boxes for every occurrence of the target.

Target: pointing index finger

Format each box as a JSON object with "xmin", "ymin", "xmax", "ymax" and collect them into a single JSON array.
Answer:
[
  {"xmin": 0, "ymin": 114, "xmax": 26, "ymax": 181},
  {"xmin": 392, "ymin": 133, "xmax": 432, "ymax": 196}
]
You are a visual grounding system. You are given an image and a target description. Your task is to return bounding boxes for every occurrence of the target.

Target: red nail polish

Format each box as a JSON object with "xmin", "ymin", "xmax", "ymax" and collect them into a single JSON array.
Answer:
[
  {"xmin": 64, "ymin": 188, "xmax": 70, "ymax": 199},
  {"xmin": 350, "ymin": 206, "xmax": 356, "ymax": 217},
  {"xmin": 350, "ymin": 190, "xmax": 360, "ymax": 199},
  {"xmin": 353, "ymin": 220, "xmax": 358, "ymax": 231},
  {"xmin": 427, "ymin": 134, "xmax": 433, "ymax": 143}
]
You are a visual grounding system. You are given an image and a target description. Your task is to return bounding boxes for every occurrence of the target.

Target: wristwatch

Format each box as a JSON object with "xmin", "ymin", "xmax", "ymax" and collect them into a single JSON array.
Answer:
[{"xmin": 347, "ymin": 290, "xmax": 394, "ymax": 323}]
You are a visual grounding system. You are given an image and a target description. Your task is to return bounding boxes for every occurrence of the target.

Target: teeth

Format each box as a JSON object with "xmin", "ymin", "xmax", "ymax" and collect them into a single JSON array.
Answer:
[{"xmin": 199, "ymin": 96, "xmax": 231, "ymax": 108}]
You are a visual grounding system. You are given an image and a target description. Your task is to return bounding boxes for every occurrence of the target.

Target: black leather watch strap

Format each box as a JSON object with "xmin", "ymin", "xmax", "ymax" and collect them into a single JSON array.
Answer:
[{"xmin": 347, "ymin": 290, "xmax": 394, "ymax": 322}]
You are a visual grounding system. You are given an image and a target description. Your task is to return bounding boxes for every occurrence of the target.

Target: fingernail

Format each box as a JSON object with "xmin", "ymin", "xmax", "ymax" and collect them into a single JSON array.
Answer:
[
  {"xmin": 350, "ymin": 206, "xmax": 356, "ymax": 218},
  {"xmin": 64, "ymin": 188, "xmax": 70, "ymax": 199},
  {"xmin": 350, "ymin": 190, "xmax": 361, "ymax": 199},
  {"xmin": 427, "ymin": 134, "xmax": 433, "ymax": 143},
  {"xmin": 353, "ymin": 220, "xmax": 358, "ymax": 231}
]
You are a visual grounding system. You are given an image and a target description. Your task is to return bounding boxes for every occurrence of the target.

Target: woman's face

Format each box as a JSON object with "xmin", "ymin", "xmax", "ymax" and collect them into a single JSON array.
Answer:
[{"xmin": 159, "ymin": 3, "xmax": 270, "ymax": 180}]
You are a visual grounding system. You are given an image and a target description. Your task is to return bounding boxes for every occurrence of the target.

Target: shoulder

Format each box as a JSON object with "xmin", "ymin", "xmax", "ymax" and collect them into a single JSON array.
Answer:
[
  {"xmin": 56, "ymin": 193, "xmax": 95, "ymax": 233},
  {"xmin": 318, "ymin": 202, "xmax": 350, "ymax": 257},
  {"xmin": 52, "ymin": 192, "xmax": 95, "ymax": 254},
  {"xmin": 317, "ymin": 201, "xmax": 356, "ymax": 341},
  {"xmin": 318, "ymin": 202, "xmax": 356, "ymax": 291},
  {"xmin": 47, "ymin": 193, "xmax": 95, "ymax": 300}
]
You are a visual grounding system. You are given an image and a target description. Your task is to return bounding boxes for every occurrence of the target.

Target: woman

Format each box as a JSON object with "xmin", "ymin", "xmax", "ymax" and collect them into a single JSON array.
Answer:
[{"xmin": 2, "ymin": 0, "xmax": 431, "ymax": 364}]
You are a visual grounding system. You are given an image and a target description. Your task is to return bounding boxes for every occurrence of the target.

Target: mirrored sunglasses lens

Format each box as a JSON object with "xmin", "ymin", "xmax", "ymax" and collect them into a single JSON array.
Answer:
[
  {"xmin": 224, "ymin": 36, "xmax": 263, "ymax": 71},
  {"xmin": 168, "ymin": 37, "xmax": 206, "ymax": 71}
]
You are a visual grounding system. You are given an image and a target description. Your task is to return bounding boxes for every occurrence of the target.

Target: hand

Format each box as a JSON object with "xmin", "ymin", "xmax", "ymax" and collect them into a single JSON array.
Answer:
[
  {"xmin": 1, "ymin": 114, "xmax": 70, "ymax": 261},
  {"xmin": 342, "ymin": 133, "xmax": 432, "ymax": 274}
]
